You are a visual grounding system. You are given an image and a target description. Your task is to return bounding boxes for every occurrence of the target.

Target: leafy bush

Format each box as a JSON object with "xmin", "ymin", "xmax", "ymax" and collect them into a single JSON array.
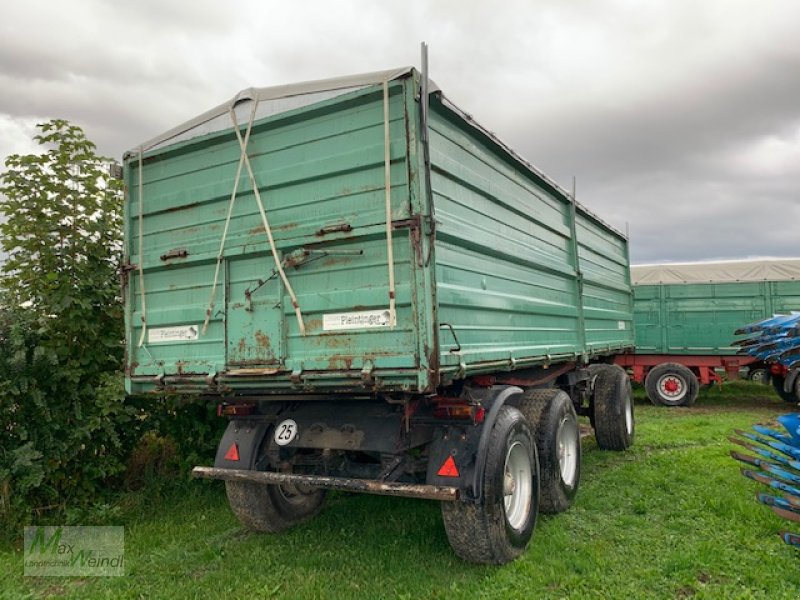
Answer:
[
  {"xmin": 0, "ymin": 120, "xmax": 226, "ymax": 534},
  {"xmin": 0, "ymin": 120, "xmax": 129, "ymax": 529}
]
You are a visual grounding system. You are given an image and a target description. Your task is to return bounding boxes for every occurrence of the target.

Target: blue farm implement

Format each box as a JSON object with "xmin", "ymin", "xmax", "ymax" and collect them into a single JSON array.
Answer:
[
  {"xmin": 732, "ymin": 412, "xmax": 800, "ymax": 549},
  {"xmin": 734, "ymin": 313, "xmax": 800, "ymax": 403}
]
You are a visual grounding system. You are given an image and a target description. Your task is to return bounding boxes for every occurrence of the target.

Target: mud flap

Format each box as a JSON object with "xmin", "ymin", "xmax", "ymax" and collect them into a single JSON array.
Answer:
[
  {"xmin": 426, "ymin": 385, "xmax": 523, "ymax": 502},
  {"xmin": 214, "ymin": 420, "xmax": 270, "ymax": 470}
]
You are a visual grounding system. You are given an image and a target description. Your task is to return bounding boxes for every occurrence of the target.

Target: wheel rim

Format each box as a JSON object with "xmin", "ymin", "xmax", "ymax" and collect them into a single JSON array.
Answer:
[
  {"xmin": 657, "ymin": 373, "xmax": 687, "ymax": 402},
  {"xmin": 624, "ymin": 390, "xmax": 633, "ymax": 435},
  {"xmin": 503, "ymin": 441, "xmax": 533, "ymax": 530},
  {"xmin": 556, "ymin": 416, "xmax": 579, "ymax": 487},
  {"xmin": 750, "ymin": 369, "xmax": 767, "ymax": 384}
]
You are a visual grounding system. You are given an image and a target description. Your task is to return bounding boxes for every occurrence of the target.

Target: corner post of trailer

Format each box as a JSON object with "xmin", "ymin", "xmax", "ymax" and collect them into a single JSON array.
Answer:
[{"xmin": 567, "ymin": 177, "xmax": 587, "ymax": 359}]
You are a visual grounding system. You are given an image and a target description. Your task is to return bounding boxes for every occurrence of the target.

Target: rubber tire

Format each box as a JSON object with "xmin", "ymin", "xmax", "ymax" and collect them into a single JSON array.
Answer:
[
  {"xmin": 516, "ymin": 389, "xmax": 580, "ymax": 514},
  {"xmin": 592, "ymin": 365, "xmax": 635, "ymax": 451},
  {"xmin": 441, "ymin": 406, "xmax": 539, "ymax": 564},
  {"xmin": 748, "ymin": 367, "xmax": 768, "ymax": 384},
  {"xmin": 771, "ymin": 375, "xmax": 798, "ymax": 404},
  {"xmin": 644, "ymin": 363, "xmax": 699, "ymax": 407},
  {"xmin": 225, "ymin": 430, "xmax": 326, "ymax": 533}
]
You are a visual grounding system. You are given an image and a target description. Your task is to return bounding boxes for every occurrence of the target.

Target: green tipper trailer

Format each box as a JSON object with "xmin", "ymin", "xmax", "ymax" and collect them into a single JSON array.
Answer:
[
  {"xmin": 615, "ymin": 259, "xmax": 800, "ymax": 406},
  {"xmin": 123, "ymin": 64, "xmax": 634, "ymax": 564}
]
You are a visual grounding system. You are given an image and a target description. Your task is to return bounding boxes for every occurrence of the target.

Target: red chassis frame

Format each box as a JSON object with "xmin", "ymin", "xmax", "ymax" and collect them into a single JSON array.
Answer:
[{"xmin": 614, "ymin": 354, "xmax": 757, "ymax": 386}]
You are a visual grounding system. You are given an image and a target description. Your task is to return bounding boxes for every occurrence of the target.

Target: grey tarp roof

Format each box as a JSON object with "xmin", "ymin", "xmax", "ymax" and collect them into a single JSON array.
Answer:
[
  {"xmin": 126, "ymin": 65, "xmax": 625, "ymax": 240},
  {"xmin": 632, "ymin": 258, "xmax": 800, "ymax": 285},
  {"xmin": 127, "ymin": 66, "xmax": 434, "ymax": 155}
]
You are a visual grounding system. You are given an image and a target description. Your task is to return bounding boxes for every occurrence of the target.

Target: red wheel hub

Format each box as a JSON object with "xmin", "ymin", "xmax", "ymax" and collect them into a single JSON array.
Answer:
[{"xmin": 663, "ymin": 378, "xmax": 680, "ymax": 393}]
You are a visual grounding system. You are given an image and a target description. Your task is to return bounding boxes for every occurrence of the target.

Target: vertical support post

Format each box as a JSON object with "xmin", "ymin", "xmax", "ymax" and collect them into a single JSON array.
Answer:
[
  {"xmin": 623, "ymin": 220, "xmax": 634, "ymax": 340},
  {"xmin": 764, "ymin": 281, "xmax": 774, "ymax": 319},
  {"xmin": 419, "ymin": 41, "xmax": 441, "ymax": 389},
  {"xmin": 383, "ymin": 81, "xmax": 397, "ymax": 327},
  {"xmin": 659, "ymin": 284, "xmax": 669, "ymax": 353},
  {"xmin": 568, "ymin": 177, "xmax": 587, "ymax": 361}
]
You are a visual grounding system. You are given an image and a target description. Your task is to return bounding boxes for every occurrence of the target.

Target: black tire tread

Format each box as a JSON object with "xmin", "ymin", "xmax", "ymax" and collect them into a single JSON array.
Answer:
[
  {"xmin": 226, "ymin": 480, "xmax": 326, "ymax": 533},
  {"xmin": 772, "ymin": 375, "xmax": 799, "ymax": 404},
  {"xmin": 644, "ymin": 362, "xmax": 699, "ymax": 407},
  {"xmin": 593, "ymin": 365, "xmax": 634, "ymax": 451},
  {"xmin": 441, "ymin": 406, "xmax": 538, "ymax": 564},
  {"xmin": 516, "ymin": 389, "xmax": 580, "ymax": 514}
]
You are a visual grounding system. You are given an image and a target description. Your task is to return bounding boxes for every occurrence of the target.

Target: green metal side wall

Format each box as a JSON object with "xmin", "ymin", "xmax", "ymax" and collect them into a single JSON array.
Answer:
[
  {"xmin": 428, "ymin": 100, "xmax": 633, "ymax": 379},
  {"xmin": 633, "ymin": 280, "xmax": 800, "ymax": 355},
  {"xmin": 125, "ymin": 80, "xmax": 432, "ymax": 393},
  {"xmin": 124, "ymin": 71, "xmax": 634, "ymax": 395}
]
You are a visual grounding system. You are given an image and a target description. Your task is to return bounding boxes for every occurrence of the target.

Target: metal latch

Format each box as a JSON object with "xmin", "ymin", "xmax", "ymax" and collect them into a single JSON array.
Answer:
[
  {"xmin": 316, "ymin": 222, "xmax": 352, "ymax": 236},
  {"xmin": 160, "ymin": 248, "xmax": 189, "ymax": 261}
]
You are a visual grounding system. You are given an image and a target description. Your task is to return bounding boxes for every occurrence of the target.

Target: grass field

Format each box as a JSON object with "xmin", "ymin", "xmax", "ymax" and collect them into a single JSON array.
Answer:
[{"xmin": 3, "ymin": 383, "xmax": 800, "ymax": 599}]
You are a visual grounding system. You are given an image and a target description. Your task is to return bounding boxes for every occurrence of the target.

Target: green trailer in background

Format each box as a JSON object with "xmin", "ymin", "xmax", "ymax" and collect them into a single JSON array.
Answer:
[
  {"xmin": 615, "ymin": 259, "xmax": 800, "ymax": 406},
  {"xmin": 123, "ymin": 62, "xmax": 635, "ymax": 564}
]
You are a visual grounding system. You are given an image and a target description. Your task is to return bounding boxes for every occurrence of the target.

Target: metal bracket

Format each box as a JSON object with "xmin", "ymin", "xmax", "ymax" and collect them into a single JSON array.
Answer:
[
  {"xmin": 290, "ymin": 362, "xmax": 304, "ymax": 385},
  {"xmin": 440, "ymin": 322, "xmax": 461, "ymax": 353},
  {"xmin": 361, "ymin": 360, "xmax": 375, "ymax": 384}
]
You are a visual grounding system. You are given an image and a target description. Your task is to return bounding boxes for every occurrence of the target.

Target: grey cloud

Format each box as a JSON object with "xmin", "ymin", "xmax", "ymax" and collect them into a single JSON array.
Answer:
[{"xmin": 1, "ymin": 0, "xmax": 799, "ymax": 264}]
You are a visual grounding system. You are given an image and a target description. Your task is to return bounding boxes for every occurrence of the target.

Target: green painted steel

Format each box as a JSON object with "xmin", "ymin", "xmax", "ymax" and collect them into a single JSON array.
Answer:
[
  {"xmin": 634, "ymin": 280, "xmax": 800, "ymax": 355},
  {"xmin": 123, "ymin": 69, "xmax": 633, "ymax": 395}
]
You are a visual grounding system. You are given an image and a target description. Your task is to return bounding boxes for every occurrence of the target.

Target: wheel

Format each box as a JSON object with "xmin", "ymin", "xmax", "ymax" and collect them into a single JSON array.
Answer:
[
  {"xmin": 644, "ymin": 363, "xmax": 699, "ymax": 407},
  {"xmin": 441, "ymin": 406, "xmax": 539, "ymax": 564},
  {"xmin": 771, "ymin": 374, "xmax": 798, "ymax": 404},
  {"xmin": 516, "ymin": 389, "xmax": 580, "ymax": 514},
  {"xmin": 748, "ymin": 367, "xmax": 768, "ymax": 384},
  {"xmin": 592, "ymin": 365, "xmax": 635, "ymax": 450},
  {"xmin": 226, "ymin": 480, "xmax": 326, "ymax": 532},
  {"xmin": 225, "ymin": 431, "xmax": 326, "ymax": 533}
]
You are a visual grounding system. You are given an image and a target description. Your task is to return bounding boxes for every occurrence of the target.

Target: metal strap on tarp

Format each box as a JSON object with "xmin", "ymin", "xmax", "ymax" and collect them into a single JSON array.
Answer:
[
  {"xmin": 383, "ymin": 81, "xmax": 397, "ymax": 328},
  {"xmin": 232, "ymin": 98, "xmax": 306, "ymax": 336},
  {"xmin": 201, "ymin": 100, "xmax": 258, "ymax": 336},
  {"xmin": 201, "ymin": 96, "xmax": 307, "ymax": 336},
  {"xmin": 136, "ymin": 150, "xmax": 147, "ymax": 347}
]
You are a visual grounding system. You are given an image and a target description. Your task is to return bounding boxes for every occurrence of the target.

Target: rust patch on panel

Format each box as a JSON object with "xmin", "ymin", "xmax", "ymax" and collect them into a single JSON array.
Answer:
[
  {"xmin": 321, "ymin": 257, "xmax": 351, "ymax": 268},
  {"xmin": 254, "ymin": 330, "xmax": 272, "ymax": 350},
  {"xmin": 327, "ymin": 355, "xmax": 354, "ymax": 370},
  {"xmin": 322, "ymin": 336, "xmax": 354, "ymax": 349},
  {"xmin": 305, "ymin": 319, "xmax": 322, "ymax": 331}
]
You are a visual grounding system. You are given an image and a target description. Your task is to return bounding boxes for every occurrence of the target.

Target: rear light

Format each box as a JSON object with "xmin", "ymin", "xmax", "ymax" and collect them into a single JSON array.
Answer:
[
  {"xmin": 433, "ymin": 402, "xmax": 485, "ymax": 424},
  {"xmin": 218, "ymin": 403, "xmax": 255, "ymax": 417}
]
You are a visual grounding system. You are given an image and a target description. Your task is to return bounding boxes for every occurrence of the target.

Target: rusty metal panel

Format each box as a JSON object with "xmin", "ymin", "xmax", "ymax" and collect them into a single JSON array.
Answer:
[
  {"xmin": 123, "ymin": 67, "xmax": 634, "ymax": 395},
  {"xmin": 575, "ymin": 213, "xmax": 635, "ymax": 352},
  {"xmin": 124, "ymin": 77, "xmax": 429, "ymax": 394},
  {"xmin": 427, "ymin": 97, "xmax": 633, "ymax": 381}
]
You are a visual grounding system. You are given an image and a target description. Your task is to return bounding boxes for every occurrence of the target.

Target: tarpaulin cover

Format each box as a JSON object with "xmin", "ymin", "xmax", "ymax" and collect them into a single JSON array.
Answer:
[{"xmin": 632, "ymin": 259, "xmax": 800, "ymax": 285}]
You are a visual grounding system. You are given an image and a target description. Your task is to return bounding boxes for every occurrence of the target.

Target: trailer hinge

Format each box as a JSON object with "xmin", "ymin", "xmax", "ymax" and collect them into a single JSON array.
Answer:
[
  {"xmin": 361, "ymin": 360, "xmax": 375, "ymax": 384},
  {"xmin": 290, "ymin": 362, "xmax": 304, "ymax": 385}
]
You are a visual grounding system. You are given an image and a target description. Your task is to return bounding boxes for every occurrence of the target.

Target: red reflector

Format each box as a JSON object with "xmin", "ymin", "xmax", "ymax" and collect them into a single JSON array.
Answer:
[
  {"xmin": 224, "ymin": 443, "xmax": 240, "ymax": 461},
  {"xmin": 437, "ymin": 455, "xmax": 459, "ymax": 477}
]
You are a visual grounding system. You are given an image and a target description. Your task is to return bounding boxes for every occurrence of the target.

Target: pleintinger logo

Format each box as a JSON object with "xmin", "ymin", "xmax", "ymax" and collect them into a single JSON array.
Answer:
[{"xmin": 24, "ymin": 526, "xmax": 124, "ymax": 577}]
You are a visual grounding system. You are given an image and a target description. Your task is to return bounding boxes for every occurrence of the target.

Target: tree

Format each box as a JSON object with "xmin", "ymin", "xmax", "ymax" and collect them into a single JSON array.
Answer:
[{"xmin": 0, "ymin": 120, "xmax": 129, "ymax": 527}]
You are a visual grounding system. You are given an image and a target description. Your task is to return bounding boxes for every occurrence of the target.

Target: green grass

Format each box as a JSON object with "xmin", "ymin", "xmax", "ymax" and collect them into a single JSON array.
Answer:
[{"xmin": 3, "ymin": 382, "xmax": 800, "ymax": 599}]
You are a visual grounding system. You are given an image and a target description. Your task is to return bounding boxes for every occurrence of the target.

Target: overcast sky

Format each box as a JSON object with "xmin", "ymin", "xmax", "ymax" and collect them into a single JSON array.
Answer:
[{"xmin": 1, "ymin": 0, "xmax": 798, "ymax": 264}]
